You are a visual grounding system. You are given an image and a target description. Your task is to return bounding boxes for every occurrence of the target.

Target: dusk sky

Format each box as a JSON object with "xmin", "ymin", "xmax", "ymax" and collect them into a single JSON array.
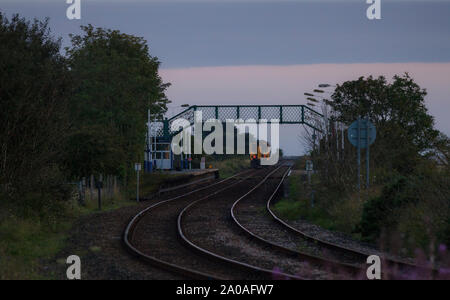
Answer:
[{"xmin": 2, "ymin": 0, "xmax": 449, "ymax": 154}]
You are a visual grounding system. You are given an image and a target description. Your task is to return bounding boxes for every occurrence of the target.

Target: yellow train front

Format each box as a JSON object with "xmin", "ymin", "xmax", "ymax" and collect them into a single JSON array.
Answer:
[{"xmin": 250, "ymin": 141, "xmax": 270, "ymax": 168}]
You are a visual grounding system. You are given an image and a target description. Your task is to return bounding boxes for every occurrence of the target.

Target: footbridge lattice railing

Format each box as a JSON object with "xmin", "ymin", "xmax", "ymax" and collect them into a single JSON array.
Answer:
[{"xmin": 149, "ymin": 105, "xmax": 324, "ymax": 139}]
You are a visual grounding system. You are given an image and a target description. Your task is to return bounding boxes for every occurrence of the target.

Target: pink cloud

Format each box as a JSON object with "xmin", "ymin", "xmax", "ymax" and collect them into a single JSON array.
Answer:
[{"xmin": 160, "ymin": 63, "xmax": 450, "ymax": 154}]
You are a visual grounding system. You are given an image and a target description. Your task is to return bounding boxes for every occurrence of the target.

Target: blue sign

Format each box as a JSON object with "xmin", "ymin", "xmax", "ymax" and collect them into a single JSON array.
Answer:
[{"xmin": 348, "ymin": 119, "xmax": 376, "ymax": 149}]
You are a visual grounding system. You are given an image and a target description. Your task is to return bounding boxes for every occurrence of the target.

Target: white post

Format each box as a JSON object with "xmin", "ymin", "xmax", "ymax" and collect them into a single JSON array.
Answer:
[
  {"xmin": 200, "ymin": 157, "xmax": 206, "ymax": 170},
  {"xmin": 135, "ymin": 163, "xmax": 141, "ymax": 202}
]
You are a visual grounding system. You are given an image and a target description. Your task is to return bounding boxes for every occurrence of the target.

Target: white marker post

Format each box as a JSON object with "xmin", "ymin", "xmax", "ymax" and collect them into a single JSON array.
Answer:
[
  {"xmin": 306, "ymin": 160, "xmax": 314, "ymax": 207},
  {"xmin": 135, "ymin": 163, "xmax": 142, "ymax": 202}
]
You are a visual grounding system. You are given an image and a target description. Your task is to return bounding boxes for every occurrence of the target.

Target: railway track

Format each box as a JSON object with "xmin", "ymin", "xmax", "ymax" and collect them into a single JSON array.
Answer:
[
  {"xmin": 124, "ymin": 167, "xmax": 291, "ymax": 280},
  {"xmin": 231, "ymin": 164, "xmax": 365, "ymax": 278},
  {"xmin": 178, "ymin": 164, "xmax": 344, "ymax": 280},
  {"xmin": 125, "ymin": 161, "xmax": 439, "ymax": 280},
  {"xmin": 231, "ymin": 163, "xmax": 439, "ymax": 279}
]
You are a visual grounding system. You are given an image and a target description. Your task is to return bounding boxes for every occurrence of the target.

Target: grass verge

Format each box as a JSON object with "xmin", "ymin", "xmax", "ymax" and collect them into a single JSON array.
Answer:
[
  {"xmin": 0, "ymin": 171, "xmax": 178, "ymax": 280},
  {"xmin": 272, "ymin": 172, "xmax": 381, "ymax": 239},
  {"xmin": 0, "ymin": 158, "xmax": 249, "ymax": 280},
  {"xmin": 204, "ymin": 156, "xmax": 249, "ymax": 178},
  {"xmin": 0, "ymin": 192, "xmax": 138, "ymax": 280}
]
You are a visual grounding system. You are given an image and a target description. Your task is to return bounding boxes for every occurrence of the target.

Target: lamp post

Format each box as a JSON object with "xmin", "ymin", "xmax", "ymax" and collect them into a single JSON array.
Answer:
[
  {"xmin": 305, "ymin": 92, "xmax": 331, "ymax": 144},
  {"xmin": 166, "ymin": 104, "xmax": 190, "ymax": 118},
  {"xmin": 307, "ymin": 84, "xmax": 344, "ymax": 161},
  {"xmin": 318, "ymin": 84, "xmax": 343, "ymax": 160},
  {"xmin": 318, "ymin": 84, "xmax": 331, "ymax": 88}
]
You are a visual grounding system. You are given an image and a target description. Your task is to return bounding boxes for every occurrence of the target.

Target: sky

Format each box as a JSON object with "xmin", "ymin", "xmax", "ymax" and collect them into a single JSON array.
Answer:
[{"xmin": 1, "ymin": 0, "xmax": 450, "ymax": 155}]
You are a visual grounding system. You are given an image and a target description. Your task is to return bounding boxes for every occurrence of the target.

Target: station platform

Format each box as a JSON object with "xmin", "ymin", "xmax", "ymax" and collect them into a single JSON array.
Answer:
[{"xmin": 160, "ymin": 168, "xmax": 219, "ymax": 176}]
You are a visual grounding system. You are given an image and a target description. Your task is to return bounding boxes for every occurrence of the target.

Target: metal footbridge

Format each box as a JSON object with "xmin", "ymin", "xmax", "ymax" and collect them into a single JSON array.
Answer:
[
  {"xmin": 151, "ymin": 104, "xmax": 323, "ymax": 139},
  {"xmin": 145, "ymin": 104, "xmax": 324, "ymax": 171}
]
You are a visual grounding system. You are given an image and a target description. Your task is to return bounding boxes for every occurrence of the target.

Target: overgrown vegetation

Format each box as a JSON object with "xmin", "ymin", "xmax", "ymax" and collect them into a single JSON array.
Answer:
[
  {"xmin": 0, "ymin": 216, "xmax": 71, "ymax": 280},
  {"xmin": 0, "ymin": 14, "xmax": 72, "ymax": 215},
  {"xmin": 359, "ymin": 164, "xmax": 449, "ymax": 256},
  {"xmin": 274, "ymin": 172, "xmax": 370, "ymax": 235},
  {"xmin": 0, "ymin": 14, "xmax": 171, "ymax": 201},
  {"xmin": 278, "ymin": 74, "xmax": 450, "ymax": 262},
  {"xmin": 0, "ymin": 13, "xmax": 172, "ymax": 278},
  {"xmin": 0, "ymin": 188, "xmax": 139, "ymax": 280}
]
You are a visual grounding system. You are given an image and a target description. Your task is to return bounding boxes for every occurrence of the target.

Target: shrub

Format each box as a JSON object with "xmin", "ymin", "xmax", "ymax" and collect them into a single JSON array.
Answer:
[
  {"xmin": 359, "ymin": 175, "xmax": 419, "ymax": 243},
  {"xmin": 359, "ymin": 170, "xmax": 450, "ymax": 257}
]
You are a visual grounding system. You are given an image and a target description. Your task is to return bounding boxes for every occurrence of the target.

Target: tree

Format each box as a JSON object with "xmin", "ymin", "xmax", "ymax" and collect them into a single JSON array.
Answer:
[
  {"xmin": 429, "ymin": 132, "xmax": 449, "ymax": 167},
  {"xmin": 65, "ymin": 25, "xmax": 170, "ymax": 179},
  {"xmin": 0, "ymin": 13, "xmax": 71, "ymax": 203},
  {"xmin": 300, "ymin": 74, "xmax": 448, "ymax": 253},
  {"xmin": 330, "ymin": 74, "xmax": 439, "ymax": 173}
]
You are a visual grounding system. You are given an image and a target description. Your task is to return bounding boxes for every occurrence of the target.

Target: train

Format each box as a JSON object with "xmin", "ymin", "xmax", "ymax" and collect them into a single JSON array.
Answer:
[{"xmin": 250, "ymin": 141, "xmax": 271, "ymax": 168}]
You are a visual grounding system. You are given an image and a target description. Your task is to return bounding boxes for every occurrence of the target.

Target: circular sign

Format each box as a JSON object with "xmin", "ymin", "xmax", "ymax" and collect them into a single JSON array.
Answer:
[{"xmin": 347, "ymin": 119, "xmax": 376, "ymax": 149}]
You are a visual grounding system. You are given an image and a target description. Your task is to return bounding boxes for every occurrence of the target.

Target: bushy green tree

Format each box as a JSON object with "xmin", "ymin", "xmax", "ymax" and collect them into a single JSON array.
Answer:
[
  {"xmin": 359, "ymin": 168, "xmax": 449, "ymax": 250},
  {"xmin": 331, "ymin": 74, "xmax": 439, "ymax": 173},
  {"xmin": 65, "ymin": 25, "xmax": 170, "ymax": 179},
  {"xmin": 0, "ymin": 13, "xmax": 71, "ymax": 204},
  {"xmin": 359, "ymin": 175, "xmax": 417, "ymax": 243},
  {"xmin": 304, "ymin": 74, "xmax": 448, "ymax": 255}
]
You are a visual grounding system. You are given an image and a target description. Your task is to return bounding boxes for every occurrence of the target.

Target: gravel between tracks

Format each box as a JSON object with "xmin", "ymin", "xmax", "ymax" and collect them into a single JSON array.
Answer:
[
  {"xmin": 131, "ymin": 172, "xmax": 271, "ymax": 280},
  {"xmin": 233, "ymin": 172, "xmax": 365, "ymax": 276},
  {"xmin": 283, "ymin": 218, "xmax": 416, "ymax": 265},
  {"xmin": 41, "ymin": 174, "xmax": 240, "ymax": 280},
  {"xmin": 182, "ymin": 167, "xmax": 343, "ymax": 280}
]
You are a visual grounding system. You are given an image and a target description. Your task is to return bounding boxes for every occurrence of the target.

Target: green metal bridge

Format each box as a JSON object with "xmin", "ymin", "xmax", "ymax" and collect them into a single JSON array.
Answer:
[{"xmin": 151, "ymin": 104, "xmax": 324, "ymax": 139}]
